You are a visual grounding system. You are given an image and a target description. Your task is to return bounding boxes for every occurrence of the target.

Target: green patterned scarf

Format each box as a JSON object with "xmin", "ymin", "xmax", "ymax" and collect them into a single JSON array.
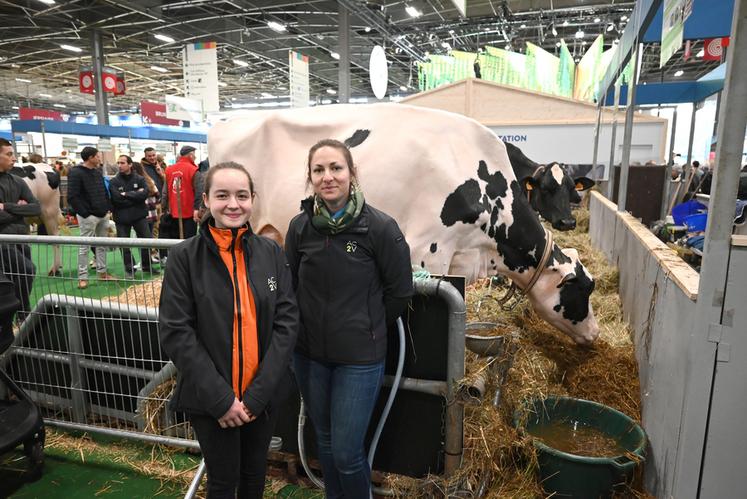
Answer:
[{"xmin": 311, "ymin": 186, "xmax": 365, "ymax": 235}]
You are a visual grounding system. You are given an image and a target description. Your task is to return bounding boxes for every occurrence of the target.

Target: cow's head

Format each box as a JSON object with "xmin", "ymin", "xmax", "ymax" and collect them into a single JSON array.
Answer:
[
  {"xmin": 521, "ymin": 163, "xmax": 595, "ymax": 231},
  {"xmin": 441, "ymin": 160, "xmax": 599, "ymax": 345}
]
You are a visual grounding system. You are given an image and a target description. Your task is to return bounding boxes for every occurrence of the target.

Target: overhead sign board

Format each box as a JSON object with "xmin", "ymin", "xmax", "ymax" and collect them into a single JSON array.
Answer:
[
  {"xmin": 141, "ymin": 100, "xmax": 184, "ymax": 127},
  {"xmin": 165, "ymin": 94, "xmax": 203, "ymax": 122},
  {"xmin": 369, "ymin": 45, "xmax": 388, "ymax": 100},
  {"xmin": 289, "ymin": 51, "xmax": 310, "ymax": 108},
  {"xmin": 183, "ymin": 42, "xmax": 219, "ymax": 113},
  {"xmin": 660, "ymin": 0, "xmax": 686, "ymax": 67},
  {"xmin": 19, "ymin": 107, "xmax": 63, "ymax": 121}
]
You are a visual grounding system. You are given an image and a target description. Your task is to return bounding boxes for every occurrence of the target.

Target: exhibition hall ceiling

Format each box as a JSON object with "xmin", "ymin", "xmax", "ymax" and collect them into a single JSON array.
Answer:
[{"xmin": 0, "ymin": 1, "xmax": 721, "ymax": 115}]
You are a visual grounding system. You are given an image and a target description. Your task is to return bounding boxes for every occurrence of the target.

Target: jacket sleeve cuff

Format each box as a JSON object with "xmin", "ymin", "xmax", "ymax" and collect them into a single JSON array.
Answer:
[
  {"xmin": 206, "ymin": 391, "xmax": 235, "ymax": 420},
  {"xmin": 242, "ymin": 392, "xmax": 266, "ymax": 417}
]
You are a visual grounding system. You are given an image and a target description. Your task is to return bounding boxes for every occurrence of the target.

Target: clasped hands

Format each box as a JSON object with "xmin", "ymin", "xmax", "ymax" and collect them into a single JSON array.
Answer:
[{"xmin": 218, "ymin": 397, "xmax": 256, "ymax": 429}]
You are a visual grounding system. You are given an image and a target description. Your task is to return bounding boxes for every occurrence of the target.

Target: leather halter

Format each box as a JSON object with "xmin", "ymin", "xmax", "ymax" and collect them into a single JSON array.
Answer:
[{"xmin": 494, "ymin": 227, "xmax": 554, "ymax": 311}]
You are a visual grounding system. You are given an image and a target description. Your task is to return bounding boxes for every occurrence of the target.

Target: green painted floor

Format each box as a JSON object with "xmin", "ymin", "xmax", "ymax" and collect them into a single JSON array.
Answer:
[
  {"xmin": 27, "ymin": 226, "xmax": 164, "ymax": 304},
  {"xmin": 0, "ymin": 432, "xmax": 323, "ymax": 499}
]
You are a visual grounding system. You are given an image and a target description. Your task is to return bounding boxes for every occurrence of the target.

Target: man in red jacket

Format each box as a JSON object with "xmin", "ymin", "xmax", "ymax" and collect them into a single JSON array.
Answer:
[{"xmin": 163, "ymin": 145, "xmax": 202, "ymax": 239}]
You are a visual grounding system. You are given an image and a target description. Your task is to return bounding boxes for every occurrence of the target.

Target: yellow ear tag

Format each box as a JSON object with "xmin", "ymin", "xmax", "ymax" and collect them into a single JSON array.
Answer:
[
  {"xmin": 575, "ymin": 182, "xmax": 584, "ymax": 191},
  {"xmin": 525, "ymin": 181, "xmax": 534, "ymax": 191}
]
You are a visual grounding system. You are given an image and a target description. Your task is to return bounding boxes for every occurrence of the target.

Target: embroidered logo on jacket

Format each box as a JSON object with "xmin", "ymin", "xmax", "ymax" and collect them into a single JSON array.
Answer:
[
  {"xmin": 346, "ymin": 241, "xmax": 357, "ymax": 253},
  {"xmin": 267, "ymin": 277, "xmax": 277, "ymax": 291}
]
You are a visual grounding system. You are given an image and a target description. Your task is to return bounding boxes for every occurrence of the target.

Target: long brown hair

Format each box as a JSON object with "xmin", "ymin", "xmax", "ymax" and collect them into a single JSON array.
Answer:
[{"xmin": 133, "ymin": 161, "xmax": 158, "ymax": 196}]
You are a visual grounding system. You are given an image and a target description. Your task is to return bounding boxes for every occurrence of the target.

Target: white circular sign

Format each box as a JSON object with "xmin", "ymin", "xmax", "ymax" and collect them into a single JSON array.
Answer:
[
  {"xmin": 369, "ymin": 45, "xmax": 388, "ymax": 100},
  {"xmin": 81, "ymin": 75, "xmax": 92, "ymax": 88}
]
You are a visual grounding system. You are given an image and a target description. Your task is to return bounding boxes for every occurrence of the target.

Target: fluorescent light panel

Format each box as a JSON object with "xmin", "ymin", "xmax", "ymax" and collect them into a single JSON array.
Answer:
[
  {"xmin": 233, "ymin": 59, "xmax": 249, "ymax": 67},
  {"xmin": 330, "ymin": 52, "xmax": 340, "ymax": 60},
  {"xmin": 150, "ymin": 65, "xmax": 168, "ymax": 73},
  {"xmin": 405, "ymin": 6, "xmax": 422, "ymax": 18},
  {"xmin": 154, "ymin": 33, "xmax": 175, "ymax": 43},
  {"xmin": 267, "ymin": 21, "xmax": 286, "ymax": 32},
  {"xmin": 60, "ymin": 44, "xmax": 82, "ymax": 53},
  {"xmin": 326, "ymin": 88, "xmax": 337, "ymax": 95},
  {"xmin": 15, "ymin": 78, "xmax": 31, "ymax": 83}
]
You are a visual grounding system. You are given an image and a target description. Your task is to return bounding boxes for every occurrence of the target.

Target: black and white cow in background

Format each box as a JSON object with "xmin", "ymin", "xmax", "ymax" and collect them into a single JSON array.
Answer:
[
  {"xmin": 505, "ymin": 142, "xmax": 595, "ymax": 231},
  {"xmin": 208, "ymin": 103, "xmax": 600, "ymax": 344},
  {"xmin": 11, "ymin": 163, "xmax": 63, "ymax": 275}
]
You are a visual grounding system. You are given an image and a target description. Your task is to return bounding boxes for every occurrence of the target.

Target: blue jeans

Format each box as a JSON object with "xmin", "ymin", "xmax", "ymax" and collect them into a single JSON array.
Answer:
[{"xmin": 294, "ymin": 353, "xmax": 385, "ymax": 499}]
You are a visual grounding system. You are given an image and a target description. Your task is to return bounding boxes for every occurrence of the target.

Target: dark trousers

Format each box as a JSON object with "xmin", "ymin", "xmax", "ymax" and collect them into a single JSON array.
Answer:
[
  {"xmin": 189, "ymin": 407, "xmax": 279, "ymax": 499},
  {"xmin": 0, "ymin": 244, "xmax": 35, "ymax": 319},
  {"xmin": 294, "ymin": 353, "xmax": 385, "ymax": 499},
  {"xmin": 115, "ymin": 219, "xmax": 153, "ymax": 273},
  {"xmin": 161, "ymin": 217, "xmax": 197, "ymax": 239}
]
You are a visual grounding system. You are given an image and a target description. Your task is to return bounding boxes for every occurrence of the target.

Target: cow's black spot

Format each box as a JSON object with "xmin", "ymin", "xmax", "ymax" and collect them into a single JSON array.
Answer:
[
  {"xmin": 420, "ymin": 261, "xmax": 425, "ymax": 268},
  {"xmin": 553, "ymin": 304, "xmax": 561, "ymax": 312},
  {"xmin": 477, "ymin": 160, "xmax": 508, "ymax": 200},
  {"xmin": 557, "ymin": 261, "xmax": 594, "ymax": 323},
  {"xmin": 550, "ymin": 246, "xmax": 572, "ymax": 266},
  {"xmin": 344, "ymin": 129, "xmax": 370, "ymax": 148},
  {"xmin": 490, "ymin": 259, "xmax": 495, "ymax": 265},
  {"xmin": 10, "ymin": 166, "xmax": 34, "ymax": 179},
  {"xmin": 45, "ymin": 171, "xmax": 61, "ymax": 190},
  {"xmin": 480, "ymin": 223, "xmax": 487, "ymax": 232},
  {"xmin": 440, "ymin": 179, "xmax": 485, "ymax": 226},
  {"xmin": 429, "ymin": 243, "xmax": 437, "ymax": 253},
  {"xmin": 490, "ymin": 205, "xmax": 499, "ymax": 228},
  {"xmin": 487, "ymin": 225, "xmax": 495, "ymax": 239}
]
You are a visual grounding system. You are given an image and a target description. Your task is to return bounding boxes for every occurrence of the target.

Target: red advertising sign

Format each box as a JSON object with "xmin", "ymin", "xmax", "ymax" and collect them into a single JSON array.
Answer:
[
  {"xmin": 79, "ymin": 69, "xmax": 94, "ymax": 94},
  {"xmin": 140, "ymin": 100, "xmax": 183, "ymax": 126},
  {"xmin": 19, "ymin": 107, "xmax": 63, "ymax": 121},
  {"xmin": 703, "ymin": 37, "xmax": 730, "ymax": 61},
  {"xmin": 102, "ymin": 71, "xmax": 117, "ymax": 93},
  {"xmin": 114, "ymin": 72, "xmax": 126, "ymax": 96}
]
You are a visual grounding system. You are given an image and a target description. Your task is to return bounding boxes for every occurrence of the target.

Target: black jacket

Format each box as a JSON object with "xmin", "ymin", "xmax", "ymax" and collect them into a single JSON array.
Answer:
[
  {"xmin": 140, "ymin": 159, "xmax": 164, "ymax": 195},
  {"xmin": 0, "ymin": 171, "xmax": 41, "ymax": 234},
  {"xmin": 109, "ymin": 171, "xmax": 148, "ymax": 225},
  {"xmin": 67, "ymin": 164, "xmax": 111, "ymax": 218},
  {"xmin": 159, "ymin": 219, "xmax": 299, "ymax": 419},
  {"xmin": 285, "ymin": 199, "xmax": 413, "ymax": 364}
]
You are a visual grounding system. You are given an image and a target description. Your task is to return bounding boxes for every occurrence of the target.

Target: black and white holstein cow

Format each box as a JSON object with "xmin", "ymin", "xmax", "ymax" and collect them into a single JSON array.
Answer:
[
  {"xmin": 505, "ymin": 142, "xmax": 595, "ymax": 231},
  {"xmin": 11, "ymin": 163, "xmax": 63, "ymax": 275},
  {"xmin": 208, "ymin": 104, "xmax": 599, "ymax": 344}
]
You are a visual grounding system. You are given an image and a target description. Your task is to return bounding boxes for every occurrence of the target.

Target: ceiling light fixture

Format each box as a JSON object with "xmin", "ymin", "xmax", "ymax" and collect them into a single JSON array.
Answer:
[
  {"xmin": 261, "ymin": 92, "xmax": 275, "ymax": 98},
  {"xmin": 12, "ymin": 106, "xmax": 19, "ymax": 110},
  {"xmin": 520, "ymin": 23, "xmax": 526, "ymax": 28},
  {"xmin": 267, "ymin": 21, "xmax": 287, "ymax": 32},
  {"xmin": 556, "ymin": 41, "xmax": 561, "ymax": 47},
  {"xmin": 154, "ymin": 33, "xmax": 175, "ymax": 43},
  {"xmin": 39, "ymin": 93, "xmax": 52, "ymax": 98},
  {"xmin": 441, "ymin": 42, "xmax": 451, "ymax": 49},
  {"xmin": 233, "ymin": 59, "xmax": 249, "ymax": 67},
  {"xmin": 218, "ymin": 81, "xmax": 228, "ymax": 87},
  {"xmin": 575, "ymin": 29, "xmax": 585, "ymax": 39},
  {"xmin": 326, "ymin": 88, "xmax": 337, "ymax": 95},
  {"xmin": 550, "ymin": 22, "xmax": 558, "ymax": 37},
  {"xmin": 60, "ymin": 44, "xmax": 82, "ymax": 53},
  {"xmin": 504, "ymin": 43, "xmax": 511, "ymax": 50},
  {"xmin": 563, "ymin": 20, "xmax": 569, "ymax": 26},
  {"xmin": 400, "ymin": 85, "xmax": 407, "ymax": 91},
  {"xmin": 607, "ymin": 23, "xmax": 615, "ymax": 32},
  {"xmin": 621, "ymin": 15, "xmax": 628, "ymax": 21},
  {"xmin": 696, "ymin": 49, "xmax": 705, "ymax": 57},
  {"xmin": 53, "ymin": 103, "xmax": 66, "ymax": 108},
  {"xmin": 674, "ymin": 70, "xmax": 684, "ymax": 77},
  {"xmin": 405, "ymin": 5, "xmax": 422, "ymax": 18},
  {"xmin": 38, "ymin": 0, "xmax": 55, "ymax": 4},
  {"xmin": 150, "ymin": 65, "xmax": 168, "ymax": 73},
  {"xmin": 594, "ymin": 17, "xmax": 601, "ymax": 23},
  {"xmin": 365, "ymin": 27, "xmax": 371, "ymax": 33},
  {"xmin": 15, "ymin": 78, "xmax": 31, "ymax": 83},
  {"xmin": 330, "ymin": 51, "xmax": 340, "ymax": 60}
]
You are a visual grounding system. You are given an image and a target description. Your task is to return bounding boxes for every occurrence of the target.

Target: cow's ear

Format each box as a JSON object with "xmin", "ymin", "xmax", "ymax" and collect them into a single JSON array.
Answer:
[
  {"xmin": 574, "ymin": 177, "xmax": 595, "ymax": 191},
  {"xmin": 522, "ymin": 176, "xmax": 538, "ymax": 192}
]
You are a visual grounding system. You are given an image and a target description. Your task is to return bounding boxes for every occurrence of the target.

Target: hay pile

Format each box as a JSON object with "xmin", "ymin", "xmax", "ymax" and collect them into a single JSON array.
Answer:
[
  {"xmin": 106, "ymin": 278, "xmax": 163, "ymax": 308},
  {"xmin": 384, "ymin": 208, "xmax": 643, "ymax": 497}
]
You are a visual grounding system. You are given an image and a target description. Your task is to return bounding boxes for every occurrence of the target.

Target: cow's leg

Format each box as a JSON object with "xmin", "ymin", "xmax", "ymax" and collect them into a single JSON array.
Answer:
[{"xmin": 41, "ymin": 208, "xmax": 63, "ymax": 276}]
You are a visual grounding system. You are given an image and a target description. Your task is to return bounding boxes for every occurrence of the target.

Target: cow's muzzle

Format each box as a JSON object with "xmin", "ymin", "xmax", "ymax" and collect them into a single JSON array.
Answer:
[{"xmin": 552, "ymin": 218, "xmax": 577, "ymax": 231}]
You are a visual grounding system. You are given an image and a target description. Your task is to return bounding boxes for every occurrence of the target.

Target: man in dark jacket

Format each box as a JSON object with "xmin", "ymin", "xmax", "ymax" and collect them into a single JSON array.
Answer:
[
  {"xmin": 110, "ymin": 155, "xmax": 159, "ymax": 279},
  {"xmin": 67, "ymin": 146, "xmax": 116, "ymax": 289},
  {"xmin": 141, "ymin": 147, "xmax": 164, "ymax": 195},
  {"xmin": 0, "ymin": 138, "xmax": 41, "ymax": 322}
]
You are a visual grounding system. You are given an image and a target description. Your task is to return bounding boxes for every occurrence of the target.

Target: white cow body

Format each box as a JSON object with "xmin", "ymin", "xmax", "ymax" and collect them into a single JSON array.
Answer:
[{"xmin": 209, "ymin": 104, "xmax": 599, "ymax": 344}]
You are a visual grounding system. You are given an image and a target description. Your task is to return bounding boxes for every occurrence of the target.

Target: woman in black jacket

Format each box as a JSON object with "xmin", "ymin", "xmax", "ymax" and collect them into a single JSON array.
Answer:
[
  {"xmin": 159, "ymin": 162, "xmax": 298, "ymax": 499},
  {"xmin": 285, "ymin": 139, "xmax": 413, "ymax": 498}
]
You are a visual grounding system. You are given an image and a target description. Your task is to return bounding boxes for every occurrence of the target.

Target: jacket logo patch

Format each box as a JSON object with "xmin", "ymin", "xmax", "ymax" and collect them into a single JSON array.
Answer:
[
  {"xmin": 346, "ymin": 241, "xmax": 358, "ymax": 253},
  {"xmin": 267, "ymin": 277, "xmax": 277, "ymax": 292}
]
